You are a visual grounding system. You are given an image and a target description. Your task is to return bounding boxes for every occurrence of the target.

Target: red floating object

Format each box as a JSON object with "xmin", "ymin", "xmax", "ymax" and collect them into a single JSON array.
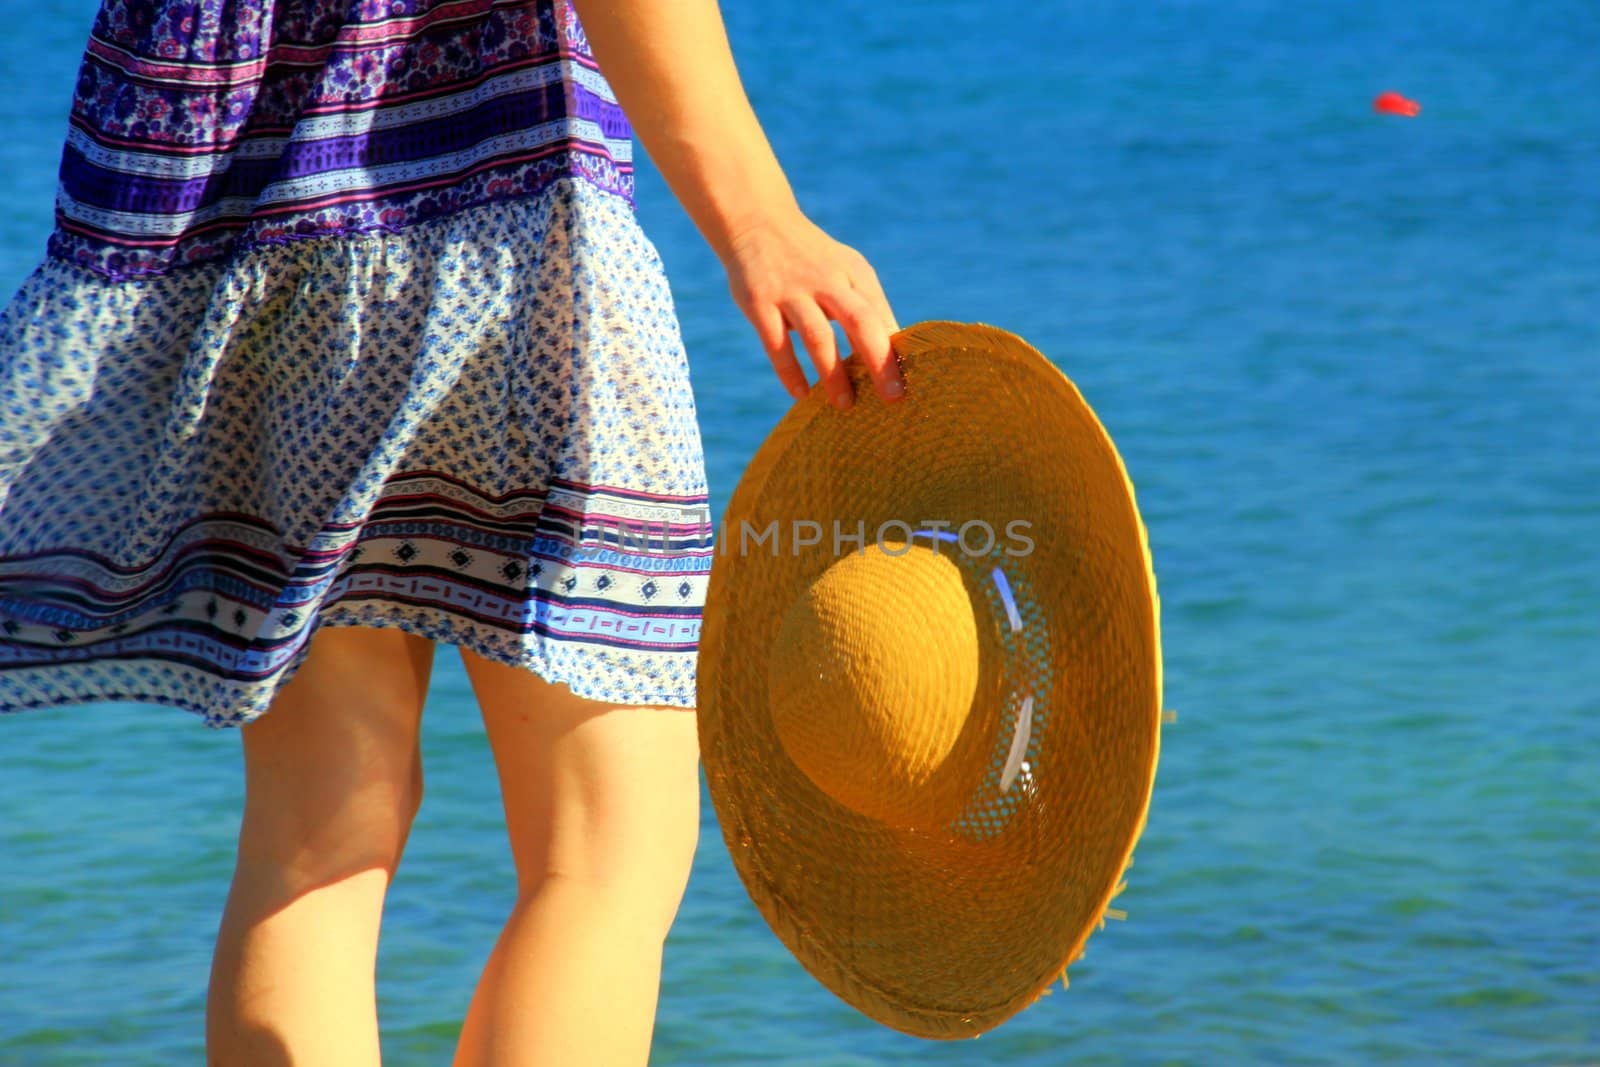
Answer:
[{"xmin": 1374, "ymin": 90, "xmax": 1421, "ymax": 117}]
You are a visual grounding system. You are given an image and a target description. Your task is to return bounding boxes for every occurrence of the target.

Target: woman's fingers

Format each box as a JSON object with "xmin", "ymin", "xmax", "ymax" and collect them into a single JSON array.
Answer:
[
  {"xmin": 748, "ymin": 297, "xmax": 810, "ymax": 400},
  {"xmin": 847, "ymin": 253, "xmax": 901, "ymax": 335},
  {"xmin": 768, "ymin": 332, "xmax": 810, "ymax": 401},
  {"xmin": 817, "ymin": 284, "xmax": 903, "ymax": 403},
  {"xmin": 785, "ymin": 299, "xmax": 853, "ymax": 409}
]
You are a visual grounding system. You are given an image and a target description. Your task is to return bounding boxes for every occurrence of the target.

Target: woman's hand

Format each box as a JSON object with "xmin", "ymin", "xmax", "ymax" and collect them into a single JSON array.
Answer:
[{"xmin": 719, "ymin": 208, "xmax": 903, "ymax": 409}]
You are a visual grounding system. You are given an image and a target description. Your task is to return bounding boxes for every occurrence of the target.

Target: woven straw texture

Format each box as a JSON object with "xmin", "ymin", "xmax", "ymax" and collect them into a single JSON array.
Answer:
[{"xmin": 697, "ymin": 322, "xmax": 1163, "ymax": 1039}]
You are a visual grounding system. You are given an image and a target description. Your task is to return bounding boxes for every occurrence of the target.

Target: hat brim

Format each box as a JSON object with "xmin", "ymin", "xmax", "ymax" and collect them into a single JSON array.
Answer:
[{"xmin": 697, "ymin": 321, "xmax": 1162, "ymax": 1039}]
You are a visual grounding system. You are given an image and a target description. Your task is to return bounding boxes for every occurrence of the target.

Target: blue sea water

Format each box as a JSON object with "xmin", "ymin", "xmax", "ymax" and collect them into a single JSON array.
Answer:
[{"xmin": 2, "ymin": 0, "xmax": 1597, "ymax": 1063}]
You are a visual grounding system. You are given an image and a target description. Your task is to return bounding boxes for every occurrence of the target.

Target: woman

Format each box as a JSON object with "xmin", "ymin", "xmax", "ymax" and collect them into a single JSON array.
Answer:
[{"xmin": 0, "ymin": 0, "xmax": 902, "ymax": 1062}]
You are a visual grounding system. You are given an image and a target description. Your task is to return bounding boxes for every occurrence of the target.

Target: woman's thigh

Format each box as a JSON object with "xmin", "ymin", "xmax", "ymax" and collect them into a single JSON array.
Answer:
[
  {"xmin": 458, "ymin": 648, "xmax": 700, "ymax": 925},
  {"xmin": 237, "ymin": 623, "xmax": 436, "ymax": 880}
]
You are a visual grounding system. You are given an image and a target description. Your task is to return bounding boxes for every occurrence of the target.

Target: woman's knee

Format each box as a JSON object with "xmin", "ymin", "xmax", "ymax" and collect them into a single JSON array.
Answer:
[
  {"xmin": 532, "ymin": 775, "xmax": 699, "ymax": 938},
  {"xmin": 238, "ymin": 726, "xmax": 424, "ymax": 884}
]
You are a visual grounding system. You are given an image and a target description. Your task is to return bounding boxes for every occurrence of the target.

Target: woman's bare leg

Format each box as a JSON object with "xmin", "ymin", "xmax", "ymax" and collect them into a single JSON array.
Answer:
[
  {"xmin": 206, "ymin": 623, "xmax": 435, "ymax": 1067},
  {"xmin": 450, "ymin": 650, "xmax": 700, "ymax": 1067}
]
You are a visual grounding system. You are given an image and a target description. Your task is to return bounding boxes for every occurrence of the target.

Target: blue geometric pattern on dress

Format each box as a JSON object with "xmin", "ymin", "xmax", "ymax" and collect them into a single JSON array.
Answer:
[{"xmin": 0, "ymin": 177, "xmax": 713, "ymax": 727}]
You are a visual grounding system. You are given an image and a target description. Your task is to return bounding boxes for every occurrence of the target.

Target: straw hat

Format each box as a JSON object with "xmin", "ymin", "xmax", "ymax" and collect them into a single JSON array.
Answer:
[{"xmin": 696, "ymin": 321, "xmax": 1163, "ymax": 1039}]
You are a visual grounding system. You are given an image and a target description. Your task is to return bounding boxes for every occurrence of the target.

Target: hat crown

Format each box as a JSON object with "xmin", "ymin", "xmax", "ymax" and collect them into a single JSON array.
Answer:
[{"xmin": 766, "ymin": 540, "xmax": 984, "ymax": 829}]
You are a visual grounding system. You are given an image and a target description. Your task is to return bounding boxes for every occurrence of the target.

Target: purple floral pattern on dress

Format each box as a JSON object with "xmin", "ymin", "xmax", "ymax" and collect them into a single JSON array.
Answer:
[{"xmin": 51, "ymin": 0, "xmax": 632, "ymax": 279}]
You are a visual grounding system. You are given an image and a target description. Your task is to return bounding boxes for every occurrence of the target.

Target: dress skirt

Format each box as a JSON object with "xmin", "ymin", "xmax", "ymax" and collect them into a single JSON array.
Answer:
[{"xmin": 0, "ymin": 0, "xmax": 715, "ymax": 726}]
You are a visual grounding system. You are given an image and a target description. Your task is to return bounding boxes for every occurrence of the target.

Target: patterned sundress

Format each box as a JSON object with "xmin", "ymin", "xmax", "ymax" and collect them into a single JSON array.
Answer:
[{"xmin": 0, "ymin": 0, "xmax": 715, "ymax": 727}]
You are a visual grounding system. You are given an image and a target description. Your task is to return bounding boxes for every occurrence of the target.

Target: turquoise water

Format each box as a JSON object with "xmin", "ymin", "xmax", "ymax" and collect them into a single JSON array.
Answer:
[{"xmin": 2, "ymin": 0, "xmax": 1597, "ymax": 1062}]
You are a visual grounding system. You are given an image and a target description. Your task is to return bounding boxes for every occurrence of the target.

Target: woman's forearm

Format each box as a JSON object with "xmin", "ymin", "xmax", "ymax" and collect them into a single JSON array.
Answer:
[
  {"xmin": 570, "ymin": 0, "xmax": 801, "ymax": 261},
  {"xmin": 570, "ymin": 0, "xmax": 903, "ymax": 406}
]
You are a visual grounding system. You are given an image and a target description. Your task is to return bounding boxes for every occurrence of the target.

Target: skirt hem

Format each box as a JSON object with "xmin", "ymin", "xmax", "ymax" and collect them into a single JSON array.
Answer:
[{"xmin": 0, "ymin": 598, "xmax": 698, "ymax": 729}]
